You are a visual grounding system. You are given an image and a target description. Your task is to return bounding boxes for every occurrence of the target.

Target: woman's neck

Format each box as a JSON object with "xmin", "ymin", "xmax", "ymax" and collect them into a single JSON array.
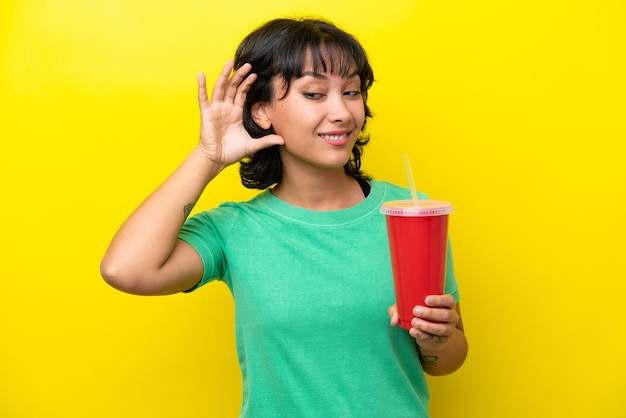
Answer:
[{"xmin": 272, "ymin": 171, "xmax": 365, "ymax": 211}]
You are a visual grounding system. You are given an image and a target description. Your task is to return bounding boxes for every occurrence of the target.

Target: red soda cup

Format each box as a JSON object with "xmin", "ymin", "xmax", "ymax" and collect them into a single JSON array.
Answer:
[{"xmin": 380, "ymin": 200, "xmax": 453, "ymax": 330}]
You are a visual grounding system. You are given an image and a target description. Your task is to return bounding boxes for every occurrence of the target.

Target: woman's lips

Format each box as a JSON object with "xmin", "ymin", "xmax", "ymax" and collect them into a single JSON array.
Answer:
[{"xmin": 319, "ymin": 131, "xmax": 351, "ymax": 146}]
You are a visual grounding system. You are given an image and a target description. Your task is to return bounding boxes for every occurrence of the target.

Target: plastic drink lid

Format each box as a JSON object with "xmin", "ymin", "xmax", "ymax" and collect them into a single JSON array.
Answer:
[{"xmin": 380, "ymin": 200, "xmax": 453, "ymax": 217}]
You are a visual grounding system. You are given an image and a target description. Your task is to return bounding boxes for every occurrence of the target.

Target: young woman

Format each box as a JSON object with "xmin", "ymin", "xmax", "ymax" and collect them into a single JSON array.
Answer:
[{"xmin": 101, "ymin": 17, "xmax": 468, "ymax": 417}]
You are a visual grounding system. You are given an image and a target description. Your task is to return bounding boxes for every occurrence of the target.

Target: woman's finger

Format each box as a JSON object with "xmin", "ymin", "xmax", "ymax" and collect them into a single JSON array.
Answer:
[
  {"xmin": 387, "ymin": 304, "xmax": 399, "ymax": 326},
  {"xmin": 197, "ymin": 72, "xmax": 209, "ymax": 112},
  {"xmin": 410, "ymin": 327, "xmax": 447, "ymax": 345},
  {"xmin": 411, "ymin": 318, "xmax": 454, "ymax": 337},
  {"xmin": 223, "ymin": 63, "xmax": 252, "ymax": 102},
  {"xmin": 234, "ymin": 72, "xmax": 257, "ymax": 108},
  {"xmin": 424, "ymin": 294, "xmax": 455, "ymax": 309},
  {"xmin": 211, "ymin": 60, "xmax": 236, "ymax": 102},
  {"xmin": 413, "ymin": 305, "xmax": 457, "ymax": 324}
]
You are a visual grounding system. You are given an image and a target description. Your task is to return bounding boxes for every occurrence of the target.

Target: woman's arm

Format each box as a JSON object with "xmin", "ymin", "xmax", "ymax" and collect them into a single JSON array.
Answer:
[
  {"xmin": 99, "ymin": 148, "xmax": 222, "ymax": 295},
  {"xmin": 100, "ymin": 61, "xmax": 283, "ymax": 295}
]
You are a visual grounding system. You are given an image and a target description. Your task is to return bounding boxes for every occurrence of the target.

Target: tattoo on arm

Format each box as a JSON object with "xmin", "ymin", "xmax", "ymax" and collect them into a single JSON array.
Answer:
[
  {"xmin": 183, "ymin": 203, "xmax": 195, "ymax": 219},
  {"xmin": 421, "ymin": 354, "xmax": 439, "ymax": 367}
]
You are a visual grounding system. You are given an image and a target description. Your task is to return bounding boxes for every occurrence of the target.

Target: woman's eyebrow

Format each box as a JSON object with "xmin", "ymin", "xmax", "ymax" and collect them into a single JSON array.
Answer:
[
  {"xmin": 300, "ymin": 71, "xmax": 329, "ymax": 80},
  {"xmin": 300, "ymin": 71, "xmax": 360, "ymax": 80}
]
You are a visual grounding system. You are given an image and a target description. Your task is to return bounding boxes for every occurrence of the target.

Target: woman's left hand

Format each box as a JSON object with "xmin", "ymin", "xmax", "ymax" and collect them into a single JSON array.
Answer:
[{"xmin": 388, "ymin": 294, "xmax": 460, "ymax": 350}]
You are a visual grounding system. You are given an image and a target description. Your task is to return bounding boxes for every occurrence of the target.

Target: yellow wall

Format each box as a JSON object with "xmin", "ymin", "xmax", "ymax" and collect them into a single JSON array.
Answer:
[{"xmin": 2, "ymin": 0, "xmax": 625, "ymax": 416}]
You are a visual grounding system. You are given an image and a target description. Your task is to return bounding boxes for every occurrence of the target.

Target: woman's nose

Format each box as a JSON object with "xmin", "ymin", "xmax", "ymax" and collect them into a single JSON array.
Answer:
[{"xmin": 327, "ymin": 94, "xmax": 352, "ymax": 123}]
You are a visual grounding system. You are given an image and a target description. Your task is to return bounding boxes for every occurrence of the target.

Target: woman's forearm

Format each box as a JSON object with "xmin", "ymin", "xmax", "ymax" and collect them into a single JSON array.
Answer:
[{"xmin": 419, "ymin": 327, "xmax": 468, "ymax": 376}]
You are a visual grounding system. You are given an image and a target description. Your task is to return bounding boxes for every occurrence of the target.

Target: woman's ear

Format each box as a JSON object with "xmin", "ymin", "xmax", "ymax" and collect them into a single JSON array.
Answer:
[{"xmin": 251, "ymin": 103, "xmax": 272, "ymax": 129}]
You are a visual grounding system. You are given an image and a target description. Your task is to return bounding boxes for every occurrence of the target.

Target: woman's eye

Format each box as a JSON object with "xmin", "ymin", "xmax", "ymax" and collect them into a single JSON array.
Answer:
[
  {"xmin": 303, "ymin": 92, "xmax": 324, "ymax": 99},
  {"xmin": 344, "ymin": 90, "xmax": 362, "ymax": 98}
]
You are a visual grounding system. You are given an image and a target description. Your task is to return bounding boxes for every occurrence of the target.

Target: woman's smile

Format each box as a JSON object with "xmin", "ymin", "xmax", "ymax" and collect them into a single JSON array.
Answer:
[{"xmin": 319, "ymin": 130, "xmax": 353, "ymax": 146}]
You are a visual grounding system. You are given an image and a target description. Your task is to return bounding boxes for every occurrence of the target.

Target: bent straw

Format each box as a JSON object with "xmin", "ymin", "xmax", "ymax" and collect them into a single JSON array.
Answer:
[{"xmin": 403, "ymin": 154, "xmax": 420, "ymax": 208}]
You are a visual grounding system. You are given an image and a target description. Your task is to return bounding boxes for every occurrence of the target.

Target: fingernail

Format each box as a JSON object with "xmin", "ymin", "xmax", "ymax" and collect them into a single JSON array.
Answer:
[{"xmin": 413, "ymin": 306, "xmax": 423, "ymax": 316}]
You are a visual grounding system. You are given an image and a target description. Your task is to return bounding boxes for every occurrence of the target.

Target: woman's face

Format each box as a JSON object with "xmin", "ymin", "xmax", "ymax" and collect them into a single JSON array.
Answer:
[{"xmin": 256, "ymin": 59, "xmax": 365, "ymax": 176}]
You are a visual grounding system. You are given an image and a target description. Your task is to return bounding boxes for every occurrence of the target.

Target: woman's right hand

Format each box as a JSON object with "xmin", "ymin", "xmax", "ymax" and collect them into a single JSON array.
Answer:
[{"xmin": 196, "ymin": 60, "xmax": 284, "ymax": 168}]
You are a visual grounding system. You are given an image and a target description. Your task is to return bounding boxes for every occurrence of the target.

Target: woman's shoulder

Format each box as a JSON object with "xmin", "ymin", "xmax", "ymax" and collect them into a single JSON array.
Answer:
[{"xmin": 185, "ymin": 190, "xmax": 269, "ymax": 225}]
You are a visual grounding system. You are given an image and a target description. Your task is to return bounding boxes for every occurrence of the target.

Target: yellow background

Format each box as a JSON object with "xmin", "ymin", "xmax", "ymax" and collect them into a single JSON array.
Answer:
[{"xmin": 2, "ymin": 0, "xmax": 625, "ymax": 416}]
